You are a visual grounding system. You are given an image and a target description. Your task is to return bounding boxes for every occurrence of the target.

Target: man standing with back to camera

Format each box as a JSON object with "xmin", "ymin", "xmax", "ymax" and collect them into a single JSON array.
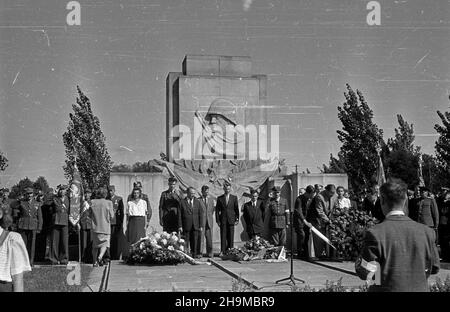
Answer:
[{"xmin": 355, "ymin": 178, "xmax": 440, "ymax": 292}]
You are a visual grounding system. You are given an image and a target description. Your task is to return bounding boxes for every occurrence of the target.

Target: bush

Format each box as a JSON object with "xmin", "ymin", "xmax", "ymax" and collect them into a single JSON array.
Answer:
[
  {"xmin": 429, "ymin": 275, "xmax": 450, "ymax": 292},
  {"xmin": 328, "ymin": 206, "xmax": 376, "ymax": 260}
]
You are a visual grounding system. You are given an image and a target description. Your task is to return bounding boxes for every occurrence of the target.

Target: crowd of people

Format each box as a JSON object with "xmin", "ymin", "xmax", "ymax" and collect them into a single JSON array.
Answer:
[
  {"xmin": 1, "ymin": 175, "xmax": 449, "ymax": 292},
  {"xmin": 294, "ymin": 183, "xmax": 450, "ymax": 262}
]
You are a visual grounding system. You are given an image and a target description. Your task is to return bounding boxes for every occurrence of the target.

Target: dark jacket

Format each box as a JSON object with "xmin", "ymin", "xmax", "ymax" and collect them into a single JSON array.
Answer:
[
  {"xmin": 242, "ymin": 200, "xmax": 265, "ymax": 237},
  {"xmin": 16, "ymin": 199, "xmax": 43, "ymax": 231},
  {"xmin": 159, "ymin": 190, "xmax": 182, "ymax": 227},
  {"xmin": 215, "ymin": 194, "xmax": 239, "ymax": 226},
  {"xmin": 293, "ymin": 194, "xmax": 312, "ymax": 231},
  {"xmin": 178, "ymin": 197, "xmax": 205, "ymax": 231},
  {"xmin": 51, "ymin": 196, "xmax": 69, "ymax": 226},
  {"xmin": 417, "ymin": 197, "xmax": 439, "ymax": 228},
  {"xmin": 80, "ymin": 200, "xmax": 92, "ymax": 230},
  {"xmin": 363, "ymin": 196, "xmax": 384, "ymax": 222},
  {"xmin": 108, "ymin": 195, "xmax": 124, "ymax": 226},
  {"xmin": 267, "ymin": 198, "xmax": 289, "ymax": 229},
  {"xmin": 355, "ymin": 214, "xmax": 439, "ymax": 292},
  {"xmin": 198, "ymin": 195, "xmax": 215, "ymax": 229},
  {"xmin": 307, "ymin": 192, "xmax": 337, "ymax": 228}
]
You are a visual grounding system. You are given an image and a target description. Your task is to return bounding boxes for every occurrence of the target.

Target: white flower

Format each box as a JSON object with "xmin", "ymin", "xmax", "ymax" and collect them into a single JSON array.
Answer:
[
  {"xmin": 160, "ymin": 238, "xmax": 168, "ymax": 246},
  {"xmin": 179, "ymin": 239, "xmax": 185, "ymax": 244},
  {"xmin": 179, "ymin": 246, "xmax": 185, "ymax": 252},
  {"xmin": 154, "ymin": 233, "xmax": 161, "ymax": 240},
  {"xmin": 170, "ymin": 235, "xmax": 179, "ymax": 242},
  {"xmin": 167, "ymin": 246, "xmax": 174, "ymax": 251}
]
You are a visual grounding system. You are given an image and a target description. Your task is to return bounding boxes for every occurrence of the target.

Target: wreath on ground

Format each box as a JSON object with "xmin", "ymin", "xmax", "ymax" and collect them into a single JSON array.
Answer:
[
  {"xmin": 328, "ymin": 206, "xmax": 375, "ymax": 261},
  {"xmin": 126, "ymin": 231, "xmax": 186, "ymax": 265},
  {"xmin": 221, "ymin": 236, "xmax": 285, "ymax": 261}
]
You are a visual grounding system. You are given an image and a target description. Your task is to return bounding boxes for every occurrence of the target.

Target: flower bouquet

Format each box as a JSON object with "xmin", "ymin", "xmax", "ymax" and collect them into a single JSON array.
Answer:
[
  {"xmin": 221, "ymin": 236, "xmax": 284, "ymax": 261},
  {"xmin": 126, "ymin": 231, "xmax": 186, "ymax": 265},
  {"xmin": 329, "ymin": 206, "xmax": 375, "ymax": 260}
]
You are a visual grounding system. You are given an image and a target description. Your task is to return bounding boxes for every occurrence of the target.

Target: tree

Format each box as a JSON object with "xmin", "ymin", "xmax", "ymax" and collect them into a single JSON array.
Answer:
[
  {"xmin": 63, "ymin": 86, "xmax": 113, "ymax": 190},
  {"xmin": 335, "ymin": 84, "xmax": 384, "ymax": 192},
  {"xmin": 321, "ymin": 153, "xmax": 347, "ymax": 174},
  {"xmin": 387, "ymin": 114, "xmax": 420, "ymax": 154},
  {"xmin": 33, "ymin": 176, "xmax": 50, "ymax": 193},
  {"xmin": 422, "ymin": 153, "xmax": 448, "ymax": 193},
  {"xmin": 385, "ymin": 114, "xmax": 421, "ymax": 189},
  {"xmin": 0, "ymin": 150, "xmax": 7, "ymax": 172},
  {"xmin": 10, "ymin": 177, "xmax": 34, "ymax": 199},
  {"xmin": 434, "ymin": 110, "xmax": 450, "ymax": 185}
]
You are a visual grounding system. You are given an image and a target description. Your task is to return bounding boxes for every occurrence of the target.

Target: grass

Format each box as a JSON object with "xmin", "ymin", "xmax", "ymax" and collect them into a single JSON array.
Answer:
[{"xmin": 24, "ymin": 264, "xmax": 94, "ymax": 292}]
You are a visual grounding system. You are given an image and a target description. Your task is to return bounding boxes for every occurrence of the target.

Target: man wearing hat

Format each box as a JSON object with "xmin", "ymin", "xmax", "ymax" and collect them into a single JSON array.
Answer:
[
  {"xmin": 107, "ymin": 185, "xmax": 124, "ymax": 260},
  {"xmin": 159, "ymin": 177, "xmax": 182, "ymax": 233},
  {"xmin": 49, "ymin": 185, "xmax": 70, "ymax": 265},
  {"xmin": 266, "ymin": 186, "xmax": 290, "ymax": 247},
  {"xmin": 242, "ymin": 188, "xmax": 265, "ymax": 240},
  {"xmin": 416, "ymin": 187, "xmax": 439, "ymax": 238},
  {"xmin": 15, "ymin": 187, "xmax": 43, "ymax": 265}
]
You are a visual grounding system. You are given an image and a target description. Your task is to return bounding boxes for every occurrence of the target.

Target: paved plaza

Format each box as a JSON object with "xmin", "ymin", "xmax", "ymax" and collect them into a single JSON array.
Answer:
[{"xmin": 83, "ymin": 259, "xmax": 450, "ymax": 292}]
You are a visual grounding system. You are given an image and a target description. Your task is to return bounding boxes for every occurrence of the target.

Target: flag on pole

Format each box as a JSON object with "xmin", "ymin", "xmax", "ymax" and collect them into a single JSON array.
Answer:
[
  {"xmin": 305, "ymin": 223, "xmax": 336, "ymax": 250},
  {"xmin": 68, "ymin": 162, "xmax": 84, "ymax": 227},
  {"xmin": 376, "ymin": 147, "xmax": 386, "ymax": 186},
  {"xmin": 418, "ymin": 154, "xmax": 425, "ymax": 187}
]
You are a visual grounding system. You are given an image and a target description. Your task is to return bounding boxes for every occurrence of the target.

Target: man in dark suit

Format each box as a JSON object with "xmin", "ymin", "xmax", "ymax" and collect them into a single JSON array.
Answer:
[
  {"xmin": 293, "ymin": 185, "xmax": 313, "ymax": 259},
  {"xmin": 178, "ymin": 187, "xmax": 205, "ymax": 258},
  {"xmin": 15, "ymin": 187, "xmax": 43, "ymax": 265},
  {"xmin": 159, "ymin": 177, "xmax": 182, "ymax": 233},
  {"xmin": 49, "ymin": 185, "xmax": 70, "ymax": 265},
  {"xmin": 363, "ymin": 184, "xmax": 384, "ymax": 222},
  {"xmin": 242, "ymin": 188, "xmax": 265, "ymax": 239},
  {"xmin": 267, "ymin": 186, "xmax": 290, "ymax": 246},
  {"xmin": 307, "ymin": 184, "xmax": 337, "ymax": 259},
  {"xmin": 107, "ymin": 185, "xmax": 124, "ymax": 260},
  {"xmin": 198, "ymin": 185, "xmax": 215, "ymax": 258},
  {"xmin": 355, "ymin": 178, "xmax": 440, "ymax": 292},
  {"xmin": 215, "ymin": 183, "xmax": 239, "ymax": 255}
]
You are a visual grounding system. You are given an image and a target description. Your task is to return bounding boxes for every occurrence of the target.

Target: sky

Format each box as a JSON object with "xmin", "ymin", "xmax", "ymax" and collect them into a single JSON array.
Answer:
[{"xmin": 0, "ymin": 0, "xmax": 449, "ymax": 188}]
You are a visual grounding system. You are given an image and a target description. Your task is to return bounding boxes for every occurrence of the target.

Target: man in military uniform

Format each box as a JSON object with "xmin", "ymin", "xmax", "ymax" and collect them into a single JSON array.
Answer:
[
  {"xmin": 49, "ymin": 185, "xmax": 70, "ymax": 265},
  {"xmin": 15, "ymin": 187, "xmax": 43, "ymax": 265},
  {"xmin": 35, "ymin": 188, "xmax": 54, "ymax": 262},
  {"xmin": 159, "ymin": 177, "xmax": 182, "ymax": 233},
  {"xmin": 266, "ymin": 186, "xmax": 290, "ymax": 247},
  {"xmin": 107, "ymin": 185, "xmax": 124, "ymax": 260}
]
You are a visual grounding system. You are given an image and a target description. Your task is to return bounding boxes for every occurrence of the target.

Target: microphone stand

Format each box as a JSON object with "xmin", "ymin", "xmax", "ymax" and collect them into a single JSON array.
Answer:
[{"xmin": 275, "ymin": 180, "xmax": 305, "ymax": 286}]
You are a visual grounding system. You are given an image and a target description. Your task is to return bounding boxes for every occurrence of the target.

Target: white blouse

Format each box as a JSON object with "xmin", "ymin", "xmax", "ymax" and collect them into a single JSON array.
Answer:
[
  {"xmin": 0, "ymin": 227, "xmax": 32, "ymax": 282},
  {"xmin": 127, "ymin": 199, "xmax": 147, "ymax": 217},
  {"xmin": 337, "ymin": 197, "xmax": 351, "ymax": 209}
]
